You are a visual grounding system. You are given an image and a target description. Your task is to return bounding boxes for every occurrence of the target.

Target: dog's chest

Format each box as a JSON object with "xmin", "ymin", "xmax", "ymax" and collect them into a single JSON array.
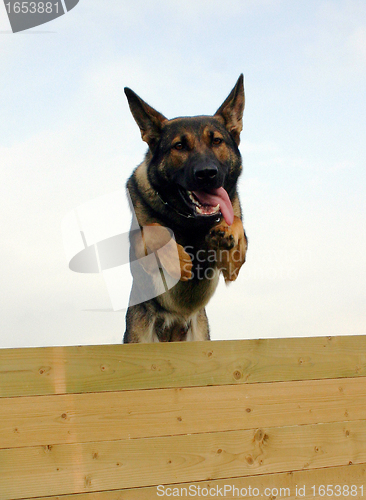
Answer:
[{"xmin": 151, "ymin": 312, "xmax": 208, "ymax": 342}]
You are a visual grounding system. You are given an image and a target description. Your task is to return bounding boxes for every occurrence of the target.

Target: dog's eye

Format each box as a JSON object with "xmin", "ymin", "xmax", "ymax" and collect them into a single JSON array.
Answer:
[
  {"xmin": 173, "ymin": 142, "xmax": 184, "ymax": 151},
  {"xmin": 212, "ymin": 137, "xmax": 223, "ymax": 146}
]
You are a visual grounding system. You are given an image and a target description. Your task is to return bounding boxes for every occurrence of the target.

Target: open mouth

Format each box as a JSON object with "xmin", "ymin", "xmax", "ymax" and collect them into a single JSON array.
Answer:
[
  {"xmin": 186, "ymin": 190, "xmax": 220, "ymax": 216},
  {"xmin": 179, "ymin": 187, "xmax": 234, "ymax": 225}
]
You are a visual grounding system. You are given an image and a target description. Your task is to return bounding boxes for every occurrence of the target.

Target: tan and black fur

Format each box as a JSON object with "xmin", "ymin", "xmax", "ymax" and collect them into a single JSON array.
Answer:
[{"xmin": 123, "ymin": 75, "xmax": 247, "ymax": 343}]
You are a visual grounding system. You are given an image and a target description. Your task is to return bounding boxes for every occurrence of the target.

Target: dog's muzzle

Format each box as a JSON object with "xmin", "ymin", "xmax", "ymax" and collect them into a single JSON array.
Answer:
[{"xmin": 193, "ymin": 163, "xmax": 219, "ymax": 190}]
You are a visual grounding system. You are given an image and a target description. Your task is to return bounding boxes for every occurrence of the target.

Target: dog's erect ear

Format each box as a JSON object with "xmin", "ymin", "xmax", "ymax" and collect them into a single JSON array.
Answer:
[
  {"xmin": 124, "ymin": 88, "xmax": 167, "ymax": 150},
  {"xmin": 214, "ymin": 74, "xmax": 245, "ymax": 146}
]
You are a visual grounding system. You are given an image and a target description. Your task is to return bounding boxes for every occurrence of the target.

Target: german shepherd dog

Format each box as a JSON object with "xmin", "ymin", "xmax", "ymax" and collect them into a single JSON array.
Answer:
[{"xmin": 123, "ymin": 75, "xmax": 247, "ymax": 343}]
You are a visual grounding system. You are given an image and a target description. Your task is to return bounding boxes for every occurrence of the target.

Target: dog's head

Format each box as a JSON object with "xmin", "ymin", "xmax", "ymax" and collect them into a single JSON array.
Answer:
[{"xmin": 124, "ymin": 75, "xmax": 245, "ymax": 226}]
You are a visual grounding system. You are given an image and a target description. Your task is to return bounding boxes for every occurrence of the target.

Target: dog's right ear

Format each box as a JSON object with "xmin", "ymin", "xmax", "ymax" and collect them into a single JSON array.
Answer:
[
  {"xmin": 124, "ymin": 88, "xmax": 167, "ymax": 150},
  {"xmin": 214, "ymin": 74, "xmax": 245, "ymax": 146}
]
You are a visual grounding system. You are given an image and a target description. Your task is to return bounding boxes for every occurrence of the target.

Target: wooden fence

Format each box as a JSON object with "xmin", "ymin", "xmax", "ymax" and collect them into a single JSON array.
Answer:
[{"xmin": 1, "ymin": 335, "xmax": 366, "ymax": 499}]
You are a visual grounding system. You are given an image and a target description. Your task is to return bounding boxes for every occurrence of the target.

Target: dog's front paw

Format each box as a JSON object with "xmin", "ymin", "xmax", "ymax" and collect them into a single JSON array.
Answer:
[
  {"xmin": 145, "ymin": 226, "xmax": 193, "ymax": 281},
  {"xmin": 206, "ymin": 223, "xmax": 237, "ymax": 250},
  {"xmin": 205, "ymin": 216, "xmax": 247, "ymax": 282}
]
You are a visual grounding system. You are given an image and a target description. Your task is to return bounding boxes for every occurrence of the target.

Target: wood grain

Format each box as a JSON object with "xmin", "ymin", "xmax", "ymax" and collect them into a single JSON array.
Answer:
[
  {"xmin": 1, "ymin": 335, "xmax": 366, "ymax": 397},
  {"xmin": 1, "ymin": 376, "xmax": 366, "ymax": 449},
  {"xmin": 2, "ymin": 420, "xmax": 366, "ymax": 499},
  {"xmin": 24, "ymin": 463, "xmax": 366, "ymax": 500}
]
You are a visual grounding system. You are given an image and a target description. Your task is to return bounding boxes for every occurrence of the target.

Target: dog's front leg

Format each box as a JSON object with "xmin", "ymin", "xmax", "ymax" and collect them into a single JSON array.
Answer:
[
  {"xmin": 132, "ymin": 223, "xmax": 192, "ymax": 281},
  {"xmin": 206, "ymin": 216, "xmax": 247, "ymax": 282}
]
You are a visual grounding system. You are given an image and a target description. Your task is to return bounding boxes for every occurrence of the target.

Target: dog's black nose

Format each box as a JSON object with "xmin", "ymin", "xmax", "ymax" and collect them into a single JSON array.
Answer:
[{"xmin": 193, "ymin": 165, "xmax": 218, "ymax": 186}]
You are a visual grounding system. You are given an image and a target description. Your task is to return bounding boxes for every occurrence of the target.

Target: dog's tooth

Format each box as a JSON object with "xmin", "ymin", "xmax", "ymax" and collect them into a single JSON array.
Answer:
[
  {"xmin": 189, "ymin": 192, "xmax": 202, "ymax": 207},
  {"xmin": 195, "ymin": 204, "xmax": 220, "ymax": 215}
]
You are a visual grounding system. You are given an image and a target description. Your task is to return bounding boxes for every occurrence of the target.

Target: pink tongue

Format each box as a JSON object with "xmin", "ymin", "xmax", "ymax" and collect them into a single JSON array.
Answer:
[{"xmin": 192, "ymin": 187, "xmax": 234, "ymax": 226}]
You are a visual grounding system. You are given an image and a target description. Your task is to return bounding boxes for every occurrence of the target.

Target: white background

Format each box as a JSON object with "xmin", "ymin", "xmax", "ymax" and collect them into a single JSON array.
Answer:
[{"xmin": 0, "ymin": 0, "xmax": 365, "ymax": 347}]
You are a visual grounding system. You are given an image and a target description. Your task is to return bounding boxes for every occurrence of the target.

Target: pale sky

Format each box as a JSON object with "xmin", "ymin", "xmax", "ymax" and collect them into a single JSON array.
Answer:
[{"xmin": 1, "ymin": 0, "xmax": 365, "ymax": 347}]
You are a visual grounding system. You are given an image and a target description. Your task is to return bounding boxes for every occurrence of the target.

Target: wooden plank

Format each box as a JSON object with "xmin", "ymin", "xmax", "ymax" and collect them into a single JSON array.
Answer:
[
  {"xmin": 1, "ymin": 335, "xmax": 366, "ymax": 397},
  {"xmin": 1, "ymin": 376, "xmax": 366, "ymax": 449},
  {"xmin": 23, "ymin": 463, "xmax": 366, "ymax": 500},
  {"xmin": 2, "ymin": 420, "xmax": 366, "ymax": 499}
]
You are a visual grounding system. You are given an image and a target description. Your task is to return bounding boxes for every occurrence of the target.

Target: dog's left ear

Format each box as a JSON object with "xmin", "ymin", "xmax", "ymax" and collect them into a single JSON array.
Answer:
[
  {"xmin": 214, "ymin": 74, "xmax": 245, "ymax": 146},
  {"xmin": 124, "ymin": 88, "xmax": 167, "ymax": 151}
]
